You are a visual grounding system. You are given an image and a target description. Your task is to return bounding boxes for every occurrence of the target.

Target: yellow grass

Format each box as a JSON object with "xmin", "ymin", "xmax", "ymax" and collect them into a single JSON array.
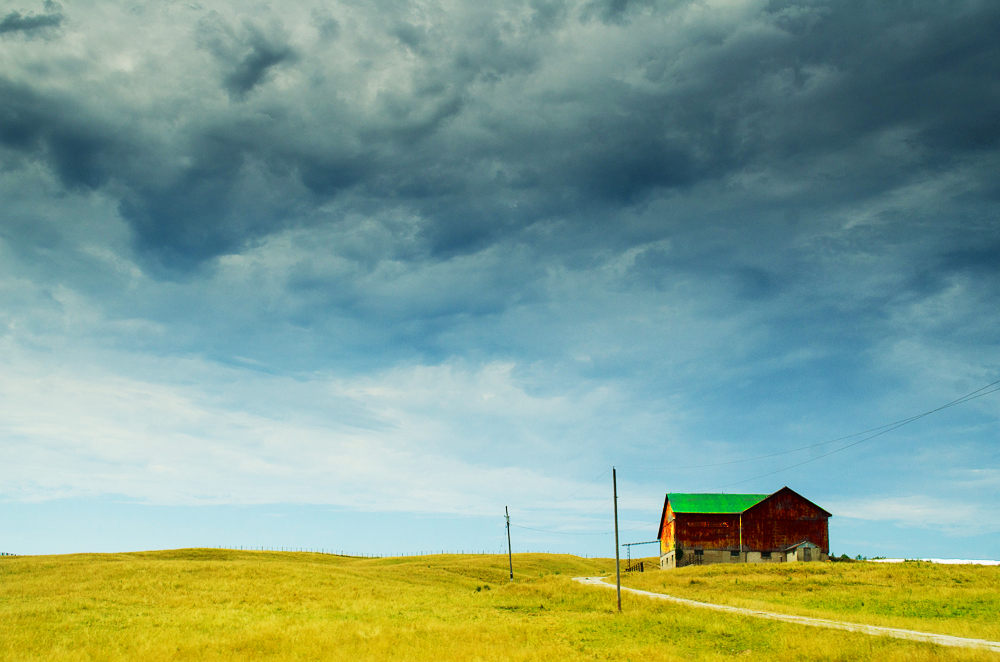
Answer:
[
  {"xmin": 622, "ymin": 557, "xmax": 1000, "ymax": 641},
  {"xmin": 0, "ymin": 549, "xmax": 994, "ymax": 661}
]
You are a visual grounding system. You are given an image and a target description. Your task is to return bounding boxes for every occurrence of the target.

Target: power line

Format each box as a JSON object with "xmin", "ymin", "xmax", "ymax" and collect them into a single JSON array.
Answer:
[
  {"xmin": 720, "ymin": 383, "xmax": 1000, "ymax": 489},
  {"xmin": 510, "ymin": 521, "xmax": 653, "ymax": 537},
  {"xmin": 498, "ymin": 378, "xmax": 999, "ymax": 547},
  {"xmin": 520, "ymin": 468, "xmax": 612, "ymax": 512},
  {"xmin": 554, "ymin": 380, "xmax": 1000, "ymax": 527},
  {"xmin": 551, "ymin": 498, "xmax": 613, "ymax": 524},
  {"xmin": 509, "ymin": 498, "xmax": 614, "ymax": 534},
  {"xmin": 510, "ymin": 484, "xmax": 650, "ymax": 537},
  {"xmin": 511, "ymin": 524, "xmax": 655, "ymax": 536},
  {"xmin": 511, "ymin": 524, "xmax": 612, "ymax": 536},
  {"xmin": 622, "ymin": 378, "xmax": 1000, "ymax": 472}
]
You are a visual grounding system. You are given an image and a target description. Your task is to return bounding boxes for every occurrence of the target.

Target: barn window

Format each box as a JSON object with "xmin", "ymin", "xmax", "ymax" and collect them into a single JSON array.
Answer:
[
  {"xmin": 694, "ymin": 549, "xmax": 703, "ymax": 556},
  {"xmin": 761, "ymin": 552, "xmax": 772, "ymax": 559},
  {"xmin": 730, "ymin": 551, "xmax": 739, "ymax": 557}
]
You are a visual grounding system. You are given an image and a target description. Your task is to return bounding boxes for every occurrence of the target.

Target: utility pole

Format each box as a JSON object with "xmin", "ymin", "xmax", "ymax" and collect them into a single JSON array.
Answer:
[
  {"xmin": 505, "ymin": 506, "xmax": 514, "ymax": 582},
  {"xmin": 613, "ymin": 467, "xmax": 621, "ymax": 613}
]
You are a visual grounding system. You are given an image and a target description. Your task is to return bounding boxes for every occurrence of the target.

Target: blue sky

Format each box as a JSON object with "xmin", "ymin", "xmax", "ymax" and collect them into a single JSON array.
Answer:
[{"xmin": 0, "ymin": 0, "xmax": 998, "ymax": 560}]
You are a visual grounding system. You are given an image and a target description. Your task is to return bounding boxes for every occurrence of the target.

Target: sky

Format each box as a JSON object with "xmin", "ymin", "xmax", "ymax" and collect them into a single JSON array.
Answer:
[{"xmin": 0, "ymin": 0, "xmax": 998, "ymax": 560}]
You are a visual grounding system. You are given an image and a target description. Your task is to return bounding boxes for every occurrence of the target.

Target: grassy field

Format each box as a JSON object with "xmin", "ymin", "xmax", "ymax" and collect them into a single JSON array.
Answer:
[
  {"xmin": 622, "ymin": 557, "xmax": 1000, "ymax": 642},
  {"xmin": 0, "ymin": 550, "xmax": 995, "ymax": 661}
]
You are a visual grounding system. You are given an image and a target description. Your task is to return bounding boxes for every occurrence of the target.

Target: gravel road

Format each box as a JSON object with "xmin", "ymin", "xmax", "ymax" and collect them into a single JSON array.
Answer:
[{"xmin": 573, "ymin": 576, "xmax": 1000, "ymax": 653}]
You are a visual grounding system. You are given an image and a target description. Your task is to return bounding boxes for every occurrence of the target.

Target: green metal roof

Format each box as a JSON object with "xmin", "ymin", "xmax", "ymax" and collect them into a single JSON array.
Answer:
[{"xmin": 667, "ymin": 493, "xmax": 769, "ymax": 514}]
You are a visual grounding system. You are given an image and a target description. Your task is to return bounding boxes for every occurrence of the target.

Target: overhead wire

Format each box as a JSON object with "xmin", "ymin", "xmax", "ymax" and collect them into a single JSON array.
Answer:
[
  {"xmin": 502, "ymin": 469, "xmax": 615, "ymax": 537},
  {"xmin": 621, "ymin": 378, "xmax": 1000, "ymax": 472},
  {"xmin": 507, "ymin": 470, "xmax": 663, "ymax": 537},
  {"xmin": 511, "ymin": 521, "xmax": 655, "ymax": 537},
  {"xmin": 719, "ymin": 382, "xmax": 1000, "ymax": 489},
  {"xmin": 503, "ymin": 378, "xmax": 999, "ymax": 548},
  {"xmin": 520, "ymin": 467, "xmax": 612, "ymax": 512},
  {"xmin": 511, "ymin": 524, "xmax": 612, "ymax": 536},
  {"xmin": 509, "ymin": 498, "xmax": 614, "ymax": 535}
]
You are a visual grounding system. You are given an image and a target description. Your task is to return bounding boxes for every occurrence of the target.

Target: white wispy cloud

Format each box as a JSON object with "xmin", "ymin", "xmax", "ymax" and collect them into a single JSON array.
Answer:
[
  {"xmin": 0, "ymin": 342, "xmax": 644, "ymax": 515},
  {"xmin": 829, "ymin": 496, "xmax": 1000, "ymax": 536}
]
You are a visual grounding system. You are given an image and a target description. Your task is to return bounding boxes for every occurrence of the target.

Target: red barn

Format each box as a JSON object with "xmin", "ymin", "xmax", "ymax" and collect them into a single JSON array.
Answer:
[{"xmin": 657, "ymin": 487, "xmax": 831, "ymax": 569}]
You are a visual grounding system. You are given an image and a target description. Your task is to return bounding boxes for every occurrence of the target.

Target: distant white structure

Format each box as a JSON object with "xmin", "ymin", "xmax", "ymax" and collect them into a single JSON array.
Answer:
[{"xmin": 872, "ymin": 558, "xmax": 999, "ymax": 566}]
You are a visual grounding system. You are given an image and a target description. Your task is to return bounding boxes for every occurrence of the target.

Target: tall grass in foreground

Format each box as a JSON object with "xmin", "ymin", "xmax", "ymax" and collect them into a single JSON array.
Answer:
[
  {"xmin": 623, "ymin": 557, "xmax": 1000, "ymax": 641},
  {"xmin": 0, "ymin": 550, "xmax": 993, "ymax": 661}
]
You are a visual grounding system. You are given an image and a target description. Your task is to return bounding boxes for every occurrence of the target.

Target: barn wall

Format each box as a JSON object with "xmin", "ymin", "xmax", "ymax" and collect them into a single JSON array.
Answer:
[
  {"xmin": 674, "ymin": 512, "xmax": 740, "ymax": 550},
  {"xmin": 742, "ymin": 489, "xmax": 829, "ymax": 553}
]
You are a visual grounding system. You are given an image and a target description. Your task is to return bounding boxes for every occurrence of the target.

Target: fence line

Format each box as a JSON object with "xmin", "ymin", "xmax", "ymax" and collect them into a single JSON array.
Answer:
[
  {"xmin": 1, "ymin": 549, "xmax": 511, "ymax": 558},
  {"xmin": 0, "ymin": 549, "xmax": 600, "ymax": 558},
  {"xmin": 213, "ymin": 547, "xmax": 595, "ymax": 558}
]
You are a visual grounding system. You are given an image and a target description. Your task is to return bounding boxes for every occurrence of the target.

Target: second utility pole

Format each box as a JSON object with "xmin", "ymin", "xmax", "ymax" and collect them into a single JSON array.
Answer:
[
  {"xmin": 613, "ymin": 466, "xmax": 621, "ymax": 613},
  {"xmin": 505, "ymin": 506, "xmax": 514, "ymax": 581}
]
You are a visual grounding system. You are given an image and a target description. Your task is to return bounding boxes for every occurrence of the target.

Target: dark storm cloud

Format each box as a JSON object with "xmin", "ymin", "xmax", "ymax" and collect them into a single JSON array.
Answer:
[
  {"xmin": 224, "ymin": 38, "xmax": 294, "ymax": 99},
  {"xmin": 1, "ymin": 0, "xmax": 999, "ymax": 271},
  {"xmin": 0, "ymin": 78, "xmax": 121, "ymax": 189},
  {"xmin": 767, "ymin": 0, "xmax": 1000, "ymax": 157},
  {"xmin": 904, "ymin": 239, "xmax": 1000, "ymax": 308},
  {"xmin": 195, "ymin": 15, "xmax": 297, "ymax": 100},
  {"xmin": 0, "ymin": 1, "xmax": 62, "ymax": 35},
  {"xmin": 941, "ymin": 244, "xmax": 1000, "ymax": 276}
]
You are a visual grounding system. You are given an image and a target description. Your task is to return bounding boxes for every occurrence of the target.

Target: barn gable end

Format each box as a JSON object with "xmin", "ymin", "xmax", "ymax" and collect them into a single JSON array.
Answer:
[
  {"xmin": 740, "ymin": 487, "xmax": 831, "ymax": 557},
  {"xmin": 744, "ymin": 486, "xmax": 832, "ymax": 520}
]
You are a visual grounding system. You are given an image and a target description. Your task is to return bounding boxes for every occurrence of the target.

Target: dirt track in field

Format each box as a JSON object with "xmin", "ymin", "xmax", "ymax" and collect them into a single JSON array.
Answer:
[{"xmin": 573, "ymin": 576, "xmax": 1000, "ymax": 653}]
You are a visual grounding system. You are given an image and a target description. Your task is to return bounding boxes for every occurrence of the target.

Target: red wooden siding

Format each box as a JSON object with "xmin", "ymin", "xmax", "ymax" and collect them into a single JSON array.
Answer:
[
  {"xmin": 740, "ymin": 487, "xmax": 829, "ymax": 553},
  {"xmin": 675, "ymin": 512, "xmax": 740, "ymax": 550}
]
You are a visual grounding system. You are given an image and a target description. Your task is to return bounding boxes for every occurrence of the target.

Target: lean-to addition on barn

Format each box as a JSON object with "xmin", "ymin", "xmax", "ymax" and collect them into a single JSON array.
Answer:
[{"xmin": 658, "ymin": 486, "xmax": 831, "ymax": 569}]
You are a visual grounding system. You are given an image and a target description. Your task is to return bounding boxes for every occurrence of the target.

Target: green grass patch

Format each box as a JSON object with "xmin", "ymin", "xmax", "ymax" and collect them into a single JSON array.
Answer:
[
  {"xmin": 622, "ymin": 558, "xmax": 1000, "ymax": 641},
  {"xmin": 0, "ymin": 550, "xmax": 994, "ymax": 661}
]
